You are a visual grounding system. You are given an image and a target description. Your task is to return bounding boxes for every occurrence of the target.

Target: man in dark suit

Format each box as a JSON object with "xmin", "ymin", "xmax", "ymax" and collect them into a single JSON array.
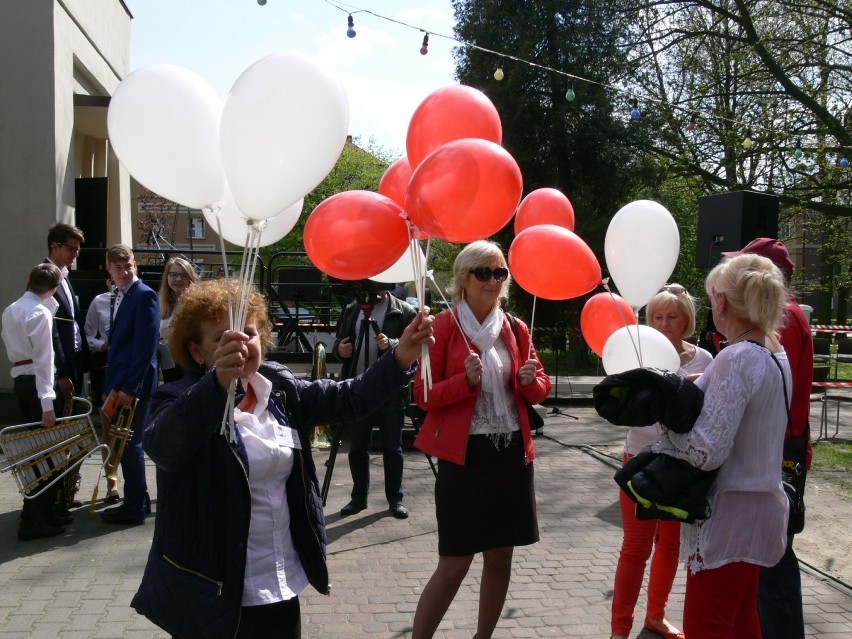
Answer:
[
  {"xmin": 332, "ymin": 286, "xmax": 417, "ymax": 519},
  {"xmin": 45, "ymin": 223, "xmax": 89, "ymax": 404},
  {"xmin": 100, "ymin": 245, "xmax": 160, "ymax": 526},
  {"xmin": 46, "ymin": 223, "xmax": 90, "ymax": 514}
]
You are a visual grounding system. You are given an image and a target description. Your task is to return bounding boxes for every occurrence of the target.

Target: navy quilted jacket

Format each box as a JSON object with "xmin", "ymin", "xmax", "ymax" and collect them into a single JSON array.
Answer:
[{"xmin": 131, "ymin": 355, "xmax": 415, "ymax": 638}]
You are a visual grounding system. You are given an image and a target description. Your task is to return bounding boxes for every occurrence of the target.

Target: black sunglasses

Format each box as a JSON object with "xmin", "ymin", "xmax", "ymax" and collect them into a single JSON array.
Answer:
[{"xmin": 470, "ymin": 267, "xmax": 509, "ymax": 283}]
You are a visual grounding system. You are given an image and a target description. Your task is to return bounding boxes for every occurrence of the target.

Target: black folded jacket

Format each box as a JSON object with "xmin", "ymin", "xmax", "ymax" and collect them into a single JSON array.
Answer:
[
  {"xmin": 593, "ymin": 367, "xmax": 704, "ymax": 434},
  {"xmin": 614, "ymin": 449, "xmax": 717, "ymax": 523}
]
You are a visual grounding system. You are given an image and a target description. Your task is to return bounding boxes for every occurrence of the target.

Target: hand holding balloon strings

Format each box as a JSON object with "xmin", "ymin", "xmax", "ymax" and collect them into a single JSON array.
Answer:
[{"xmin": 407, "ymin": 225, "xmax": 432, "ymax": 396}]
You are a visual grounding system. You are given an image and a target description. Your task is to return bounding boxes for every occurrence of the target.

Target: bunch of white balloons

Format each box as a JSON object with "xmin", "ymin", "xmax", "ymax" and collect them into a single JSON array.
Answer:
[{"xmin": 107, "ymin": 51, "xmax": 350, "ymax": 247}]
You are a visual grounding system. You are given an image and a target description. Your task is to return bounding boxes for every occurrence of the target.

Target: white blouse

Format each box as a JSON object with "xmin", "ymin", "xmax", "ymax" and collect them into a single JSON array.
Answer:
[
  {"xmin": 236, "ymin": 373, "xmax": 308, "ymax": 605},
  {"xmin": 469, "ymin": 336, "xmax": 521, "ymax": 441},
  {"xmin": 651, "ymin": 340, "xmax": 791, "ymax": 573}
]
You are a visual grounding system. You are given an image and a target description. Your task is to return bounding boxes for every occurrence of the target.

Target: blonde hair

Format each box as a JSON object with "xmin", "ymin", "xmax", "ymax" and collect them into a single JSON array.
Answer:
[
  {"xmin": 646, "ymin": 284, "xmax": 698, "ymax": 339},
  {"xmin": 169, "ymin": 279, "xmax": 273, "ymax": 374},
  {"xmin": 706, "ymin": 253, "xmax": 787, "ymax": 334},
  {"xmin": 447, "ymin": 240, "xmax": 511, "ymax": 307},
  {"xmin": 158, "ymin": 257, "xmax": 199, "ymax": 319}
]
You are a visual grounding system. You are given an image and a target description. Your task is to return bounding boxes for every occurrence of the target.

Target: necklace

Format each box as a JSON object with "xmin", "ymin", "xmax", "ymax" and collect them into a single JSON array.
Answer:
[{"xmin": 725, "ymin": 327, "xmax": 758, "ymax": 346}]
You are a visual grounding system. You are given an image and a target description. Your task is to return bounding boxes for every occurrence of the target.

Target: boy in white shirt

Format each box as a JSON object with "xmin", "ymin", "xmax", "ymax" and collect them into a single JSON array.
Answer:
[{"xmin": 2, "ymin": 263, "xmax": 66, "ymax": 540}]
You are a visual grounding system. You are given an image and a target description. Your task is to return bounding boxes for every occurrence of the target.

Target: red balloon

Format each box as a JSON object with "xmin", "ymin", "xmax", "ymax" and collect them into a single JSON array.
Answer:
[
  {"xmin": 514, "ymin": 188, "xmax": 575, "ymax": 234},
  {"xmin": 378, "ymin": 157, "xmax": 412, "ymax": 208},
  {"xmin": 405, "ymin": 138, "xmax": 523, "ymax": 243},
  {"xmin": 508, "ymin": 225, "xmax": 601, "ymax": 300},
  {"xmin": 581, "ymin": 292, "xmax": 638, "ymax": 357},
  {"xmin": 304, "ymin": 191, "xmax": 409, "ymax": 280},
  {"xmin": 406, "ymin": 85, "xmax": 502, "ymax": 170}
]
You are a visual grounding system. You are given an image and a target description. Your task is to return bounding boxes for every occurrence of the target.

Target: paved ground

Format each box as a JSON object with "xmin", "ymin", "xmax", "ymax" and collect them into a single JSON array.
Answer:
[{"xmin": 1, "ymin": 375, "xmax": 851, "ymax": 638}]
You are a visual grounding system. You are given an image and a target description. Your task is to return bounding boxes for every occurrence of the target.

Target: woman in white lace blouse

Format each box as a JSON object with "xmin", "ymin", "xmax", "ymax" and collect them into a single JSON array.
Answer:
[
  {"xmin": 610, "ymin": 284, "xmax": 713, "ymax": 639},
  {"xmin": 651, "ymin": 253, "xmax": 791, "ymax": 639}
]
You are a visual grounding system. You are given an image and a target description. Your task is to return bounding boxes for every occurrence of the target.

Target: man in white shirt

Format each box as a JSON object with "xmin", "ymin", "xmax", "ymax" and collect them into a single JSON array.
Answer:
[{"xmin": 1, "ymin": 263, "xmax": 66, "ymax": 541}]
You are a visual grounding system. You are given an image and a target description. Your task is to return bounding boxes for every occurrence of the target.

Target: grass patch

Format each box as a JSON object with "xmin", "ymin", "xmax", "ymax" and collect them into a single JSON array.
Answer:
[{"xmin": 811, "ymin": 441, "xmax": 852, "ymax": 496}]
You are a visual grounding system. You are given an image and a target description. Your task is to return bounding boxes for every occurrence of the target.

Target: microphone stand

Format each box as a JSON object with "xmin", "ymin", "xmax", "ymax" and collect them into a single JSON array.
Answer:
[{"xmin": 547, "ymin": 322, "xmax": 578, "ymax": 420}]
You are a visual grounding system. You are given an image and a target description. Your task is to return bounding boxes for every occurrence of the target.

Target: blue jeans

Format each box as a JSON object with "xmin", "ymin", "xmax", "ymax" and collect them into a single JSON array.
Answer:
[
  {"xmin": 347, "ymin": 407, "xmax": 404, "ymax": 504},
  {"xmin": 758, "ymin": 535, "xmax": 804, "ymax": 639}
]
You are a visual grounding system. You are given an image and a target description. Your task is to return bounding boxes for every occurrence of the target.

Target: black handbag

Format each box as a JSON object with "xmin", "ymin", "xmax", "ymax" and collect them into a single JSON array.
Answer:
[
  {"xmin": 768, "ymin": 350, "xmax": 807, "ymax": 535},
  {"xmin": 782, "ymin": 431, "xmax": 807, "ymax": 535}
]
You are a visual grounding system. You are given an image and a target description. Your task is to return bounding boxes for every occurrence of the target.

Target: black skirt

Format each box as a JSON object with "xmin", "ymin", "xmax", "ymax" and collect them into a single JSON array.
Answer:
[{"xmin": 435, "ymin": 432, "xmax": 539, "ymax": 556}]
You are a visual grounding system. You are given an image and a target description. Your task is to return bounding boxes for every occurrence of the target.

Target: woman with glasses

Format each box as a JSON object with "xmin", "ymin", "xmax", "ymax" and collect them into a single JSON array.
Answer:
[
  {"xmin": 157, "ymin": 257, "xmax": 198, "ymax": 382},
  {"xmin": 610, "ymin": 283, "xmax": 713, "ymax": 639},
  {"xmin": 411, "ymin": 240, "xmax": 551, "ymax": 639}
]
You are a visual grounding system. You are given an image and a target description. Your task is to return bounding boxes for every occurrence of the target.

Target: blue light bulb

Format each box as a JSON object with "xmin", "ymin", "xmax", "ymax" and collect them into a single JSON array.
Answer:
[
  {"xmin": 347, "ymin": 15, "xmax": 356, "ymax": 38},
  {"xmin": 842, "ymin": 155, "xmax": 849, "ymax": 168}
]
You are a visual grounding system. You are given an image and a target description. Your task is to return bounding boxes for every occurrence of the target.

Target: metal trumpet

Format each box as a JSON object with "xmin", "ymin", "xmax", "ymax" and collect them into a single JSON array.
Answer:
[
  {"xmin": 310, "ymin": 342, "xmax": 332, "ymax": 449},
  {"xmin": 89, "ymin": 396, "xmax": 137, "ymax": 512}
]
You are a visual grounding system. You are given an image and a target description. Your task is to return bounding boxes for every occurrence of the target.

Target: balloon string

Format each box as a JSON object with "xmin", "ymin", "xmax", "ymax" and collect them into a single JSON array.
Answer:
[
  {"xmin": 528, "ymin": 296, "xmax": 536, "ymax": 361},
  {"xmin": 421, "ymin": 237, "xmax": 432, "ymax": 393},
  {"xmin": 602, "ymin": 279, "xmax": 643, "ymax": 368},
  {"xmin": 407, "ymin": 229, "xmax": 432, "ymax": 397},
  {"xmin": 426, "ymin": 271, "xmax": 473, "ymax": 354},
  {"xmin": 213, "ymin": 207, "xmax": 236, "ymax": 439},
  {"xmin": 213, "ymin": 206, "xmax": 234, "ymax": 328}
]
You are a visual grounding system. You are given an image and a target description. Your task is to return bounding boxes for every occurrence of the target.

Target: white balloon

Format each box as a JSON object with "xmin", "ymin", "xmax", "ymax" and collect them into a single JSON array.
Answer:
[
  {"xmin": 604, "ymin": 200, "xmax": 680, "ymax": 308},
  {"xmin": 203, "ymin": 190, "xmax": 303, "ymax": 248},
  {"xmin": 107, "ymin": 64, "xmax": 225, "ymax": 209},
  {"xmin": 601, "ymin": 325, "xmax": 680, "ymax": 375},
  {"xmin": 369, "ymin": 244, "xmax": 427, "ymax": 284},
  {"xmin": 220, "ymin": 51, "xmax": 350, "ymax": 221}
]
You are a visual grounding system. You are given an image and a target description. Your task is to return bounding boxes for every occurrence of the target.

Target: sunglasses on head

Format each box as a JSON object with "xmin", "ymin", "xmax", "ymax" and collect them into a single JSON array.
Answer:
[
  {"xmin": 660, "ymin": 284, "xmax": 686, "ymax": 295},
  {"xmin": 470, "ymin": 267, "xmax": 509, "ymax": 283}
]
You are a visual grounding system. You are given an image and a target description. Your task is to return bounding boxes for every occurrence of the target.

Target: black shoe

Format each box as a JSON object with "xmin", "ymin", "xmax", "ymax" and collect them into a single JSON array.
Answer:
[
  {"xmin": 18, "ymin": 523, "xmax": 64, "ymax": 541},
  {"xmin": 389, "ymin": 502, "xmax": 409, "ymax": 519},
  {"xmin": 105, "ymin": 493, "xmax": 121, "ymax": 505},
  {"xmin": 100, "ymin": 506, "xmax": 145, "ymax": 526},
  {"xmin": 48, "ymin": 513, "xmax": 74, "ymax": 526},
  {"xmin": 340, "ymin": 500, "xmax": 367, "ymax": 516}
]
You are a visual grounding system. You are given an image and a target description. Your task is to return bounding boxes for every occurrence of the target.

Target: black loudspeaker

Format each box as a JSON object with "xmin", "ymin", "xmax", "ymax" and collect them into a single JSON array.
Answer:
[
  {"xmin": 74, "ymin": 177, "xmax": 109, "ymax": 270},
  {"xmin": 695, "ymin": 191, "xmax": 779, "ymax": 268}
]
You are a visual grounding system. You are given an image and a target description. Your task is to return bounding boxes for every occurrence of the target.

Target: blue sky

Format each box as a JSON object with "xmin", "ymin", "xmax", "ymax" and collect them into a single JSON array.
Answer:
[{"xmin": 128, "ymin": 0, "xmax": 458, "ymax": 156}]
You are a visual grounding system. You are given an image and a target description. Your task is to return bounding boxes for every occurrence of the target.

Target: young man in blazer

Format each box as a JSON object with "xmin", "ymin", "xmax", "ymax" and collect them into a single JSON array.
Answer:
[
  {"xmin": 100, "ymin": 245, "xmax": 160, "ymax": 526},
  {"xmin": 45, "ymin": 223, "xmax": 89, "ymax": 406}
]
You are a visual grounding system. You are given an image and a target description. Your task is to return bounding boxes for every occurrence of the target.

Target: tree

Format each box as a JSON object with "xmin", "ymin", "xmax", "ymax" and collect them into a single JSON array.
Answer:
[
  {"xmin": 624, "ymin": 0, "xmax": 852, "ymax": 318},
  {"xmin": 625, "ymin": 0, "xmax": 852, "ymax": 217},
  {"xmin": 452, "ymin": 0, "xmax": 664, "ymax": 367}
]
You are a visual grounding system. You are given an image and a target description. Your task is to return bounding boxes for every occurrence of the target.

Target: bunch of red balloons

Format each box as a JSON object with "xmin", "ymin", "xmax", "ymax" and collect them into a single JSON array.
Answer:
[{"xmin": 305, "ymin": 85, "xmax": 525, "ymax": 279}]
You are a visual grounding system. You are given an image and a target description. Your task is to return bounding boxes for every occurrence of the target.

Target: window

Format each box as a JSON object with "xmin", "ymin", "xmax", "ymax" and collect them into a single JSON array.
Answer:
[{"xmin": 187, "ymin": 217, "xmax": 206, "ymax": 240}]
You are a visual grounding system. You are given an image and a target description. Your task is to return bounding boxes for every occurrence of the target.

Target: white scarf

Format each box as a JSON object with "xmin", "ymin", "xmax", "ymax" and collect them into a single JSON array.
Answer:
[{"xmin": 457, "ymin": 300, "xmax": 511, "ymax": 423}]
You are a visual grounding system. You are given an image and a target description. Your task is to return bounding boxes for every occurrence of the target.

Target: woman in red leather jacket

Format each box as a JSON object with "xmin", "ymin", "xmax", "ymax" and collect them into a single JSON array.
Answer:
[{"xmin": 411, "ymin": 240, "xmax": 551, "ymax": 639}]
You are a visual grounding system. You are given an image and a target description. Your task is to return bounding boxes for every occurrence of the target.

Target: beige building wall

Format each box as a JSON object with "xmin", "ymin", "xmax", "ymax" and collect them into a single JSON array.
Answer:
[{"xmin": 0, "ymin": 0, "xmax": 132, "ymax": 396}]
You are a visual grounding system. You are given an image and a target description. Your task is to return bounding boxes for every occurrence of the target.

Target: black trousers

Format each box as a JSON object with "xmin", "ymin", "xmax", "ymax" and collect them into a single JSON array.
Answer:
[
  {"xmin": 13, "ymin": 376, "xmax": 60, "ymax": 526},
  {"xmin": 236, "ymin": 598, "xmax": 301, "ymax": 639}
]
